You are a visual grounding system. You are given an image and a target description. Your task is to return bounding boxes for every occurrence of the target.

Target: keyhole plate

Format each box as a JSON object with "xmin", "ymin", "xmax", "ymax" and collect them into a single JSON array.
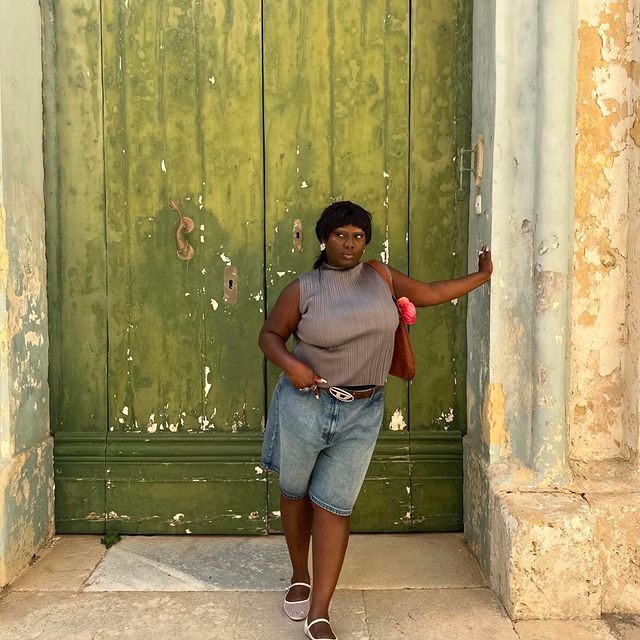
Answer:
[
  {"xmin": 293, "ymin": 219, "xmax": 303, "ymax": 252},
  {"xmin": 224, "ymin": 265, "xmax": 238, "ymax": 305}
]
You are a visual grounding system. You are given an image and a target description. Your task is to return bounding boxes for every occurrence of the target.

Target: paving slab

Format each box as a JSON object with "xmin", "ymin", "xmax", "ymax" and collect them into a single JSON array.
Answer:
[
  {"xmin": 0, "ymin": 590, "xmax": 368, "ymax": 640},
  {"xmin": 9, "ymin": 535, "xmax": 106, "ymax": 592},
  {"xmin": 363, "ymin": 588, "xmax": 519, "ymax": 640},
  {"xmin": 83, "ymin": 533, "xmax": 485, "ymax": 592},
  {"xmin": 604, "ymin": 615, "xmax": 640, "ymax": 640},
  {"xmin": 514, "ymin": 619, "xmax": 618, "ymax": 640},
  {"xmin": 340, "ymin": 533, "xmax": 486, "ymax": 589},
  {"xmin": 84, "ymin": 535, "xmax": 293, "ymax": 591}
]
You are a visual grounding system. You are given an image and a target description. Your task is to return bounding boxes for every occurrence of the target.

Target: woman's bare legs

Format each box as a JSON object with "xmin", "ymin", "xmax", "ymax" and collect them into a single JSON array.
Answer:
[
  {"xmin": 281, "ymin": 496, "xmax": 350, "ymax": 639},
  {"xmin": 307, "ymin": 503, "xmax": 350, "ymax": 639},
  {"xmin": 281, "ymin": 494, "xmax": 313, "ymax": 601}
]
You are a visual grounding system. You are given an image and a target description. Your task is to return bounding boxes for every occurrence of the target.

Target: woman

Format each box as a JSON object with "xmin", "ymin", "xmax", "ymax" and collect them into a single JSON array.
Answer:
[{"xmin": 259, "ymin": 201, "xmax": 492, "ymax": 640}]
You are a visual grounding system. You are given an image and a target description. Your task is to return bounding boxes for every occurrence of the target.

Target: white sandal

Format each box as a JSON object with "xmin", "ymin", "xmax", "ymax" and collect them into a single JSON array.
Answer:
[
  {"xmin": 283, "ymin": 582, "xmax": 311, "ymax": 621},
  {"xmin": 304, "ymin": 617, "xmax": 337, "ymax": 640}
]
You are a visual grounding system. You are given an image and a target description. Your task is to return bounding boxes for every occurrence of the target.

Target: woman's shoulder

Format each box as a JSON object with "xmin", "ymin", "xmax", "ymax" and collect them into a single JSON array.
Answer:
[{"xmin": 364, "ymin": 259, "xmax": 392, "ymax": 282}]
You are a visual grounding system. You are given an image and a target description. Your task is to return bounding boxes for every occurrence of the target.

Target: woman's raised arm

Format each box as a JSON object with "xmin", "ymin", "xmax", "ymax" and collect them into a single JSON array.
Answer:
[{"xmin": 389, "ymin": 247, "xmax": 492, "ymax": 307}]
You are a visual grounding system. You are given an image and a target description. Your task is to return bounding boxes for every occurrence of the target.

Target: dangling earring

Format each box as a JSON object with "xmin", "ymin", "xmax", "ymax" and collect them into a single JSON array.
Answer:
[{"xmin": 320, "ymin": 242, "xmax": 326, "ymax": 251}]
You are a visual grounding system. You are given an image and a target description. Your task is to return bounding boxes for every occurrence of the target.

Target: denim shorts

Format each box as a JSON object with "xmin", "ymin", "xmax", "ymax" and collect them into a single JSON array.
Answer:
[{"xmin": 261, "ymin": 375, "xmax": 385, "ymax": 516}]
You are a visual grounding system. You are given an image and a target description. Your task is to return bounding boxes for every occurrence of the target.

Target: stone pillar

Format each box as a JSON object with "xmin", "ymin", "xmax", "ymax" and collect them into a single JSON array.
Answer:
[
  {"xmin": 0, "ymin": 0, "xmax": 54, "ymax": 586},
  {"xmin": 464, "ymin": 0, "xmax": 603, "ymax": 619}
]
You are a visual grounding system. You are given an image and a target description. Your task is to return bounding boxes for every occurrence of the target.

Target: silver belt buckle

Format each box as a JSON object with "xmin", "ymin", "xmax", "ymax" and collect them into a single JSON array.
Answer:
[{"xmin": 329, "ymin": 386, "xmax": 355, "ymax": 402}]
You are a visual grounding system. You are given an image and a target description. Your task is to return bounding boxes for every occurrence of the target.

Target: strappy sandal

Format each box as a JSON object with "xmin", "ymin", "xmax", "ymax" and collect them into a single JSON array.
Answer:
[
  {"xmin": 283, "ymin": 582, "xmax": 311, "ymax": 621},
  {"xmin": 304, "ymin": 617, "xmax": 337, "ymax": 640}
]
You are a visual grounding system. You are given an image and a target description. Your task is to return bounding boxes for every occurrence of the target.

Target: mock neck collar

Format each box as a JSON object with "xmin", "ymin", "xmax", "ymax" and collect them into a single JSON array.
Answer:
[{"xmin": 321, "ymin": 261, "xmax": 363, "ymax": 272}]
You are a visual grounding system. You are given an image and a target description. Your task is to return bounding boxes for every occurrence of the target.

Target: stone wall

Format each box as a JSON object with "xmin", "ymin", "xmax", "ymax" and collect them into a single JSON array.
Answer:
[
  {"xmin": 0, "ymin": 0, "xmax": 54, "ymax": 587},
  {"xmin": 571, "ymin": 0, "xmax": 640, "ymax": 463},
  {"xmin": 464, "ymin": 0, "xmax": 640, "ymax": 619},
  {"xmin": 570, "ymin": 0, "xmax": 640, "ymax": 613}
]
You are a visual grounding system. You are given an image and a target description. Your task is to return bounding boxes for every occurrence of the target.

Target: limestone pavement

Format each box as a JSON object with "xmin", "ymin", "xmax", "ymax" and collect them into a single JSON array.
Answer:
[{"xmin": 0, "ymin": 534, "xmax": 637, "ymax": 640}]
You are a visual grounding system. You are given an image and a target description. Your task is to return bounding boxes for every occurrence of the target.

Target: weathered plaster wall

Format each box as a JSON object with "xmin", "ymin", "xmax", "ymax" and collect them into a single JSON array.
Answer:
[
  {"xmin": 571, "ymin": 0, "xmax": 640, "ymax": 462},
  {"xmin": 0, "ymin": 0, "xmax": 54, "ymax": 587},
  {"xmin": 628, "ymin": 2, "xmax": 640, "ymax": 460},
  {"xmin": 465, "ymin": 0, "xmax": 640, "ymax": 619}
]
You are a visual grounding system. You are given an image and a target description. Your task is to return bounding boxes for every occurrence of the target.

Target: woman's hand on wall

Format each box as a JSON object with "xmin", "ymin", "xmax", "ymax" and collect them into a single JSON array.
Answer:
[
  {"xmin": 477, "ymin": 245, "xmax": 492, "ymax": 280},
  {"xmin": 388, "ymin": 243, "xmax": 493, "ymax": 307}
]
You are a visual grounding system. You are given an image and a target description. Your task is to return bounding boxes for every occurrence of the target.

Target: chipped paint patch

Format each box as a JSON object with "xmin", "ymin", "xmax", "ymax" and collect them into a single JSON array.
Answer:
[
  {"xmin": 147, "ymin": 413, "xmax": 158, "ymax": 433},
  {"xmin": 24, "ymin": 331, "xmax": 44, "ymax": 347},
  {"xmin": 388, "ymin": 409, "xmax": 406, "ymax": 431},
  {"xmin": 204, "ymin": 366, "xmax": 212, "ymax": 398},
  {"xmin": 481, "ymin": 383, "xmax": 510, "ymax": 456},
  {"xmin": 380, "ymin": 238, "xmax": 389, "ymax": 264}
]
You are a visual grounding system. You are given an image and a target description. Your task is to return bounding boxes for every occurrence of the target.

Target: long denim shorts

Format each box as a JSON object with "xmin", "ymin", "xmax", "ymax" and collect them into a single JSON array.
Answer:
[{"xmin": 261, "ymin": 374, "xmax": 384, "ymax": 516}]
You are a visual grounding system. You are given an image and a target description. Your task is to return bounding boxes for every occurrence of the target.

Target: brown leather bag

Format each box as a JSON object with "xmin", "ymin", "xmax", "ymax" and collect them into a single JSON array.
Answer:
[{"xmin": 367, "ymin": 260, "xmax": 416, "ymax": 380}]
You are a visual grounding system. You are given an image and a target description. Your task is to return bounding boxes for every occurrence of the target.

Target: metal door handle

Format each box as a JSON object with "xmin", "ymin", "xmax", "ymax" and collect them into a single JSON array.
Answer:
[{"xmin": 168, "ymin": 199, "xmax": 195, "ymax": 261}]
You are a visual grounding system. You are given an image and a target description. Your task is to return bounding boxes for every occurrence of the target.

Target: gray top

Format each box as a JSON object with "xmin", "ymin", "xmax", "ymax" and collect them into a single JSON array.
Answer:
[{"xmin": 293, "ymin": 262, "xmax": 399, "ymax": 387}]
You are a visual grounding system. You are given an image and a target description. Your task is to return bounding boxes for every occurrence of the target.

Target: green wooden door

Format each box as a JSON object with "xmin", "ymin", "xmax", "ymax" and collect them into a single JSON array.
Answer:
[{"xmin": 46, "ymin": 0, "xmax": 471, "ymax": 534}]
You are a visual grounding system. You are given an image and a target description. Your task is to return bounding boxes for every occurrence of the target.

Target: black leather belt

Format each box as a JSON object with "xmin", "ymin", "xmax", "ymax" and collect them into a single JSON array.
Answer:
[{"xmin": 321, "ymin": 385, "xmax": 383, "ymax": 402}]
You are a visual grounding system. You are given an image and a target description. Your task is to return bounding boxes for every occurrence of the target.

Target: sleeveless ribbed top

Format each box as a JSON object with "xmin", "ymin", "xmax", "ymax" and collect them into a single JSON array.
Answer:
[{"xmin": 293, "ymin": 262, "xmax": 398, "ymax": 387}]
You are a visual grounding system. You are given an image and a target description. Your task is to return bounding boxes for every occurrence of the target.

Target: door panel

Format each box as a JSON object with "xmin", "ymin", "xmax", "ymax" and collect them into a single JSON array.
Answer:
[
  {"xmin": 101, "ymin": 0, "xmax": 266, "ymax": 533},
  {"xmin": 263, "ymin": 0, "xmax": 412, "ymax": 532}
]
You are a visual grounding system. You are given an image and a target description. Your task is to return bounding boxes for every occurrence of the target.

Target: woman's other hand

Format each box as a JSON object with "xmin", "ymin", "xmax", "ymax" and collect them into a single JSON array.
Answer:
[
  {"xmin": 285, "ymin": 360, "xmax": 322, "ymax": 390},
  {"xmin": 478, "ymin": 245, "xmax": 492, "ymax": 280}
]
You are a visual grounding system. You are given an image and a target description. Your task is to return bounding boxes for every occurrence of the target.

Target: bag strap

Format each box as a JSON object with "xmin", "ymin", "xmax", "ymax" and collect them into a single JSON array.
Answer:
[{"xmin": 366, "ymin": 260, "xmax": 395, "ymax": 297}]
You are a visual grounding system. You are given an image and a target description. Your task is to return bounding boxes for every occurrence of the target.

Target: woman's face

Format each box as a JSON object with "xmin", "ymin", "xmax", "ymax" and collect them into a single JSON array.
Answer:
[{"xmin": 324, "ymin": 225, "xmax": 367, "ymax": 268}]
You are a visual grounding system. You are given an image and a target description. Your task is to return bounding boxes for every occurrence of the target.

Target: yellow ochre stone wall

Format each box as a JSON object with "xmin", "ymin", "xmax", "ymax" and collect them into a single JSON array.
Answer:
[{"xmin": 572, "ymin": 0, "xmax": 640, "ymax": 461}]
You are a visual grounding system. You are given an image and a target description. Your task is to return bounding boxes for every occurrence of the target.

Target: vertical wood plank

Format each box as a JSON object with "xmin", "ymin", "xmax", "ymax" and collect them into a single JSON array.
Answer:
[
  {"xmin": 43, "ymin": 0, "xmax": 108, "ymax": 531},
  {"xmin": 44, "ymin": 0, "xmax": 108, "ymax": 436},
  {"xmin": 331, "ymin": 0, "xmax": 410, "ymax": 434},
  {"xmin": 409, "ymin": 0, "xmax": 469, "ymax": 433},
  {"xmin": 408, "ymin": 0, "xmax": 472, "ymax": 531},
  {"xmin": 198, "ymin": 0, "xmax": 265, "ymax": 433}
]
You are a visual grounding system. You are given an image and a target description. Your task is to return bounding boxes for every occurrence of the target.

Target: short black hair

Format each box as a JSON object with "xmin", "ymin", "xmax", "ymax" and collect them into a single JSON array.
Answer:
[{"xmin": 313, "ymin": 201, "xmax": 373, "ymax": 269}]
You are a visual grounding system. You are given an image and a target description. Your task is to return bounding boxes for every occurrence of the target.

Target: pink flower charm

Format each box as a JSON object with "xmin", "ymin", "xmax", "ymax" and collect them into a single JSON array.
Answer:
[{"xmin": 396, "ymin": 297, "xmax": 416, "ymax": 324}]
